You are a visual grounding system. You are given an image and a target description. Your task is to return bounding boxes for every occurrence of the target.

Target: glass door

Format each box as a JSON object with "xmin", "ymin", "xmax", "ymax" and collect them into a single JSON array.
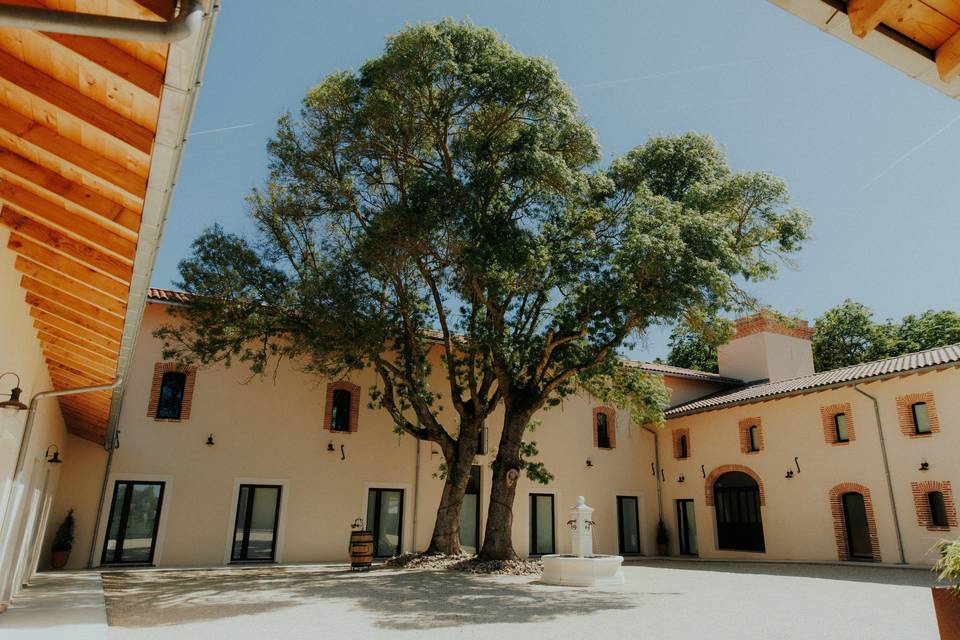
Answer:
[
  {"xmin": 677, "ymin": 499, "xmax": 699, "ymax": 555},
  {"xmin": 529, "ymin": 494, "xmax": 555, "ymax": 555},
  {"xmin": 231, "ymin": 484, "xmax": 282, "ymax": 562},
  {"xmin": 459, "ymin": 466, "xmax": 481, "ymax": 552},
  {"xmin": 366, "ymin": 488, "xmax": 404, "ymax": 557},
  {"xmin": 617, "ymin": 496, "xmax": 641, "ymax": 554},
  {"xmin": 101, "ymin": 481, "xmax": 165, "ymax": 565},
  {"xmin": 841, "ymin": 492, "xmax": 873, "ymax": 560}
]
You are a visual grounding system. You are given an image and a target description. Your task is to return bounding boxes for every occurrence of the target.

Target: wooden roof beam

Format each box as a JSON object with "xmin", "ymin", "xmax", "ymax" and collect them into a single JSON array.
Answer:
[
  {"xmin": 36, "ymin": 327, "xmax": 119, "ymax": 362},
  {"xmin": 24, "ymin": 293, "xmax": 123, "ymax": 342},
  {"xmin": 0, "ymin": 49, "xmax": 154, "ymax": 155},
  {"xmin": 30, "ymin": 309, "xmax": 121, "ymax": 353},
  {"xmin": 0, "ymin": 103, "xmax": 146, "ymax": 201},
  {"xmin": 47, "ymin": 359, "xmax": 112, "ymax": 385},
  {"xmin": 20, "ymin": 273, "xmax": 125, "ymax": 323},
  {"xmin": 15, "ymin": 256, "xmax": 127, "ymax": 315},
  {"xmin": 45, "ymin": 353, "xmax": 115, "ymax": 382},
  {"xmin": 0, "ymin": 183, "xmax": 137, "ymax": 259},
  {"xmin": 8, "ymin": 234, "xmax": 129, "ymax": 301},
  {"xmin": 0, "ymin": 149, "xmax": 140, "ymax": 234},
  {"xmin": 1, "ymin": 208, "xmax": 133, "ymax": 281},
  {"xmin": 43, "ymin": 346, "xmax": 117, "ymax": 378},
  {"xmin": 937, "ymin": 30, "xmax": 960, "ymax": 82},
  {"xmin": 848, "ymin": 0, "xmax": 912, "ymax": 38}
]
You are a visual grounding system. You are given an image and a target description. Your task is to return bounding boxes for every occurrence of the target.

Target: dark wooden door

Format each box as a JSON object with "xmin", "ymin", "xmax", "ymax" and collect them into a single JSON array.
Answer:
[{"xmin": 714, "ymin": 472, "xmax": 765, "ymax": 552}]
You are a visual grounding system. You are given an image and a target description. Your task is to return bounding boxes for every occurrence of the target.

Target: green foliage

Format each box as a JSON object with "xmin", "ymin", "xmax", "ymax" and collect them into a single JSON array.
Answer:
[
  {"xmin": 665, "ymin": 317, "xmax": 734, "ymax": 373},
  {"xmin": 519, "ymin": 440, "xmax": 554, "ymax": 485},
  {"xmin": 52, "ymin": 509, "xmax": 75, "ymax": 552},
  {"xmin": 579, "ymin": 363, "xmax": 670, "ymax": 428},
  {"xmin": 812, "ymin": 300, "xmax": 960, "ymax": 371},
  {"xmin": 934, "ymin": 538, "xmax": 960, "ymax": 596}
]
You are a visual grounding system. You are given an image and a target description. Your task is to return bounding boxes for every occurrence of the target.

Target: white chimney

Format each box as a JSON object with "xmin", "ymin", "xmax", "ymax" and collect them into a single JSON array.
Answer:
[{"xmin": 717, "ymin": 312, "xmax": 814, "ymax": 383}]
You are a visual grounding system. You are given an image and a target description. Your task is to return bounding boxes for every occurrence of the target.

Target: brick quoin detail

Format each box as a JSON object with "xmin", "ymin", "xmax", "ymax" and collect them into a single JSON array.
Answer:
[
  {"xmin": 672, "ymin": 427, "xmax": 690, "ymax": 459},
  {"xmin": 324, "ymin": 380, "xmax": 361, "ymax": 433},
  {"xmin": 911, "ymin": 480, "xmax": 958, "ymax": 531},
  {"xmin": 147, "ymin": 362, "xmax": 197, "ymax": 422},
  {"xmin": 895, "ymin": 392, "xmax": 940, "ymax": 438},
  {"xmin": 821, "ymin": 402, "xmax": 855, "ymax": 445},
  {"xmin": 828, "ymin": 483, "xmax": 882, "ymax": 562},
  {"xmin": 738, "ymin": 417, "xmax": 764, "ymax": 454},
  {"xmin": 704, "ymin": 464, "xmax": 765, "ymax": 506},
  {"xmin": 732, "ymin": 312, "xmax": 814, "ymax": 340},
  {"xmin": 593, "ymin": 406, "xmax": 616, "ymax": 449}
]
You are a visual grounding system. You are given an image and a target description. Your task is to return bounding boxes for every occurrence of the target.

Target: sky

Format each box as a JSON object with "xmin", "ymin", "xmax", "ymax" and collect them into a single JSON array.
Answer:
[{"xmin": 154, "ymin": 0, "xmax": 960, "ymax": 362}]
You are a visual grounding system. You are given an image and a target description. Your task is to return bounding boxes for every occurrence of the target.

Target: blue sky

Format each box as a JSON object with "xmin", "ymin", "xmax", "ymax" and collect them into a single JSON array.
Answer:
[{"xmin": 155, "ymin": 0, "xmax": 960, "ymax": 361}]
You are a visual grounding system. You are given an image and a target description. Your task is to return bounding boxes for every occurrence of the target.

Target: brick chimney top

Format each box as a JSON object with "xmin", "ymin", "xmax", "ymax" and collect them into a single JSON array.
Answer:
[{"xmin": 732, "ymin": 312, "xmax": 814, "ymax": 341}]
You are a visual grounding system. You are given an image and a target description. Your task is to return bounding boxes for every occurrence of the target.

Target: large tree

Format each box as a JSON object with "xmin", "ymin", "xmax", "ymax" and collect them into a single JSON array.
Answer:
[
  {"xmin": 156, "ymin": 20, "xmax": 597, "ymax": 555},
  {"xmin": 812, "ymin": 301, "xmax": 960, "ymax": 370},
  {"xmin": 466, "ymin": 133, "xmax": 811, "ymax": 560}
]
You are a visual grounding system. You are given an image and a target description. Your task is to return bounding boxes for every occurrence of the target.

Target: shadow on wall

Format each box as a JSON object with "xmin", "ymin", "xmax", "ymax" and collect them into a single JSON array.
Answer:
[
  {"xmin": 101, "ymin": 565, "xmax": 642, "ymax": 630},
  {"xmin": 622, "ymin": 558, "xmax": 939, "ymax": 588}
]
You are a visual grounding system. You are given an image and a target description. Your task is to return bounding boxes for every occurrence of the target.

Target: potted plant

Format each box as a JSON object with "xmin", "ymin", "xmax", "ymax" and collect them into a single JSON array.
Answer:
[
  {"xmin": 933, "ymin": 538, "xmax": 960, "ymax": 640},
  {"xmin": 655, "ymin": 519, "xmax": 669, "ymax": 556},
  {"xmin": 51, "ymin": 509, "xmax": 75, "ymax": 570}
]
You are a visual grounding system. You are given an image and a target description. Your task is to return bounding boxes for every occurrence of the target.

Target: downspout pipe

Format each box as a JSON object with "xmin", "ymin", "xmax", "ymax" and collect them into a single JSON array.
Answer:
[
  {"xmin": 0, "ymin": 0, "xmax": 202, "ymax": 43},
  {"xmin": 854, "ymin": 383, "xmax": 907, "ymax": 565},
  {"xmin": 642, "ymin": 424, "xmax": 664, "ymax": 520}
]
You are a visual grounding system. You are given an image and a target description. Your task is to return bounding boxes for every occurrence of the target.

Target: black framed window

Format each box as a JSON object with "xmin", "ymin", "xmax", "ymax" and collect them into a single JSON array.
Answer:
[
  {"xmin": 912, "ymin": 402, "xmax": 931, "ymax": 434},
  {"xmin": 748, "ymin": 426, "xmax": 760, "ymax": 452},
  {"xmin": 596, "ymin": 412, "xmax": 611, "ymax": 449},
  {"xmin": 366, "ymin": 488, "xmax": 404, "ymax": 557},
  {"xmin": 101, "ymin": 481, "xmax": 165, "ymax": 565},
  {"xmin": 459, "ymin": 466, "xmax": 481, "ymax": 550},
  {"xmin": 529, "ymin": 494, "xmax": 555, "ymax": 555},
  {"xmin": 331, "ymin": 389, "xmax": 351, "ymax": 432},
  {"xmin": 929, "ymin": 491, "xmax": 949, "ymax": 528},
  {"xmin": 231, "ymin": 484, "xmax": 282, "ymax": 562},
  {"xmin": 156, "ymin": 372, "xmax": 186, "ymax": 419},
  {"xmin": 617, "ymin": 496, "xmax": 641, "ymax": 554},
  {"xmin": 679, "ymin": 434, "xmax": 689, "ymax": 458},
  {"xmin": 834, "ymin": 413, "xmax": 849, "ymax": 443}
]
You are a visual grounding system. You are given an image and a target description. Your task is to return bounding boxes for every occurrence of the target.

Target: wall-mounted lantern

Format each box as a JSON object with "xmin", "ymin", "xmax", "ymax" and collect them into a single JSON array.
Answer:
[
  {"xmin": 585, "ymin": 458, "xmax": 593, "ymax": 468},
  {"xmin": 920, "ymin": 460, "xmax": 930, "ymax": 472},
  {"xmin": 45, "ymin": 444, "xmax": 62, "ymax": 464},
  {"xmin": 0, "ymin": 372, "xmax": 28, "ymax": 415},
  {"xmin": 205, "ymin": 434, "xmax": 215, "ymax": 446},
  {"xmin": 677, "ymin": 474, "xmax": 685, "ymax": 483},
  {"xmin": 785, "ymin": 469, "xmax": 794, "ymax": 479},
  {"xmin": 327, "ymin": 442, "xmax": 335, "ymax": 452}
]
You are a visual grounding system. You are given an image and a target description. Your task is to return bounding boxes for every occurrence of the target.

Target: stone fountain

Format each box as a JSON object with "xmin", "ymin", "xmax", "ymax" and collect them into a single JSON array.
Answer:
[{"xmin": 541, "ymin": 496, "xmax": 624, "ymax": 587}]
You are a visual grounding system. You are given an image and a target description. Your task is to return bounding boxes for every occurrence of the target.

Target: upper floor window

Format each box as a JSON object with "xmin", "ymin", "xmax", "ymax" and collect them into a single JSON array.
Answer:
[
  {"xmin": 929, "ymin": 491, "xmax": 949, "ymax": 528},
  {"xmin": 156, "ymin": 372, "xmax": 186, "ymax": 420},
  {"xmin": 912, "ymin": 402, "xmax": 931, "ymax": 435},
  {"xmin": 834, "ymin": 413, "xmax": 849, "ymax": 443},
  {"xmin": 748, "ymin": 425, "xmax": 761, "ymax": 452},
  {"xmin": 678, "ymin": 434, "xmax": 689, "ymax": 459},
  {"xmin": 596, "ymin": 412, "xmax": 611, "ymax": 449},
  {"xmin": 331, "ymin": 389, "xmax": 352, "ymax": 432},
  {"xmin": 739, "ymin": 417, "xmax": 763, "ymax": 454}
]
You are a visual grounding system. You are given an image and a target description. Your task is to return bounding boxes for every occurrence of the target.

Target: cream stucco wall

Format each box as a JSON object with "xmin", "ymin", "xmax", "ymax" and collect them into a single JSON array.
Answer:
[
  {"xmin": 718, "ymin": 332, "xmax": 815, "ymax": 383},
  {"xmin": 660, "ymin": 366, "xmax": 960, "ymax": 566},
  {"xmin": 59, "ymin": 303, "xmax": 665, "ymax": 568},
  {"xmin": 0, "ymin": 225, "xmax": 70, "ymax": 607}
]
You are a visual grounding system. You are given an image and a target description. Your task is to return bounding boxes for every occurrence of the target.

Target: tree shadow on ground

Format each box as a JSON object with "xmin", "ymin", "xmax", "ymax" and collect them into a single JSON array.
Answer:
[
  {"xmin": 624, "ymin": 558, "xmax": 938, "ymax": 587},
  {"xmin": 102, "ymin": 565, "xmax": 645, "ymax": 630}
]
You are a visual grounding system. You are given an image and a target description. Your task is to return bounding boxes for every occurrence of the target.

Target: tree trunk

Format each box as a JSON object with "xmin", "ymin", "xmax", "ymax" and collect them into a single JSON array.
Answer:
[
  {"xmin": 425, "ymin": 418, "xmax": 480, "ymax": 555},
  {"xmin": 477, "ymin": 412, "xmax": 528, "ymax": 561}
]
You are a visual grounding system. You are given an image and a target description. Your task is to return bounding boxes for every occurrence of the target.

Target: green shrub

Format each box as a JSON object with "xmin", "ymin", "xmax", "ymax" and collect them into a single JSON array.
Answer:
[
  {"xmin": 52, "ymin": 509, "xmax": 75, "ymax": 553},
  {"xmin": 934, "ymin": 538, "xmax": 960, "ymax": 596}
]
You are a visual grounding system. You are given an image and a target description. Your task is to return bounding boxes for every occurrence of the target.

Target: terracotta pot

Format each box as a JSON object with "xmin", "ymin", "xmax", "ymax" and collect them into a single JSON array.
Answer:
[
  {"xmin": 51, "ymin": 550, "xmax": 70, "ymax": 570},
  {"xmin": 656, "ymin": 543, "xmax": 668, "ymax": 557},
  {"xmin": 933, "ymin": 587, "xmax": 960, "ymax": 640}
]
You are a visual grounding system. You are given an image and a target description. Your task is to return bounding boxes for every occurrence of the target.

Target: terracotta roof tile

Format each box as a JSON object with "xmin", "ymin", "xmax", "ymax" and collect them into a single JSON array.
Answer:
[{"xmin": 666, "ymin": 344, "xmax": 960, "ymax": 418}]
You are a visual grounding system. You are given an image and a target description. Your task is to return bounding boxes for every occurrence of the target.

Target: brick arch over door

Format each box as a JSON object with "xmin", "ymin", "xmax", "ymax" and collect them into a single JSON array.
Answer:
[
  {"xmin": 828, "ymin": 482, "xmax": 882, "ymax": 561},
  {"xmin": 704, "ymin": 464, "xmax": 766, "ymax": 506}
]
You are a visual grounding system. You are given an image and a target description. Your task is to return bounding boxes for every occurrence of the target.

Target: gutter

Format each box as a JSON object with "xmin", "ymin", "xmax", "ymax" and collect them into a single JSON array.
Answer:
[
  {"xmin": 0, "ymin": 0, "xmax": 202, "ymax": 43},
  {"xmin": 853, "ymin": 384, "xmax": 907, "ymax": 565}
]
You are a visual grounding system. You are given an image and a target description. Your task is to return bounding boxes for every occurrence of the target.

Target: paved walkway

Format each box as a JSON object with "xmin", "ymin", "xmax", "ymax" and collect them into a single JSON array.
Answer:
[
  {"xmin": 0, "ymin": 561, "xmax": 941, "ymax": 639},
  {"xmin": 0, "ymin": 571, "xmax": 108, "ymax": 639}
]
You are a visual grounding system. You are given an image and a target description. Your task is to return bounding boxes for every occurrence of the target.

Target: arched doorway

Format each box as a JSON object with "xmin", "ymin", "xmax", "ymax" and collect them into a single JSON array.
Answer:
[
  {"xmin": 714, "ymin": 471, "xmax": 765, "ymax": 552},
  {"xmin": 840, "ymin": 492, "xmax": 873, "ymax": 560}
]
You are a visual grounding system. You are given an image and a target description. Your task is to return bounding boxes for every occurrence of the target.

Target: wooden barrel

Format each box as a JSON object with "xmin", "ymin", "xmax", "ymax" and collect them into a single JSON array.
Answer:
[{"xmin": 350, "ymin": 530, "xmax": 374, "ymax": 570}]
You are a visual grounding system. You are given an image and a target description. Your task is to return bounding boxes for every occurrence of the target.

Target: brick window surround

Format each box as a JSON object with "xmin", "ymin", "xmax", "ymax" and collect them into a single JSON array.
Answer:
[
  {"xmin": 324, "ymin": 380, "xmax": 361, "ymax": 433},
  {"xmin": 672, "ymin": 428, "xmax": 690, "ymax": 459},
  {"xmin": 704, "ymin": 464, "xmax": 766, "ymax": 506},
  {"xmin": 147, "ymin": 362, "xmax": 197, "ymax": 422},
  {"xmin": 821, "ymin": 403, "xmax": 856, "ymax": 445},
  {"xmin": 911, "ymin": 480, "xmax": 958, "ymax": 531},
  {"xmin": 592, "ymin": 406, "xmax": 617, "ymax": 449},
  {"xmin": 828, "ymin": 483, "xmax": 882, "ymax": 562},
  {"xmin": 896, "ymin": 392, "xmax": 940, "ymax": 438},
  {"xmin": 738, "ymin": 417, "xmax": 764, "ymax": 454}
]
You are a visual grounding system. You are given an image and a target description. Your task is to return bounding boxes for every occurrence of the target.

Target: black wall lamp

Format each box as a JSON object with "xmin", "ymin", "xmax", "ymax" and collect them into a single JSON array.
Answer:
[
  {"xmin": 45, "ymin": 444, "xmax": 62, "ymax": 464},
  {"xmin": 327, "ymin": 442, "xmax": 335, "ymax": 452},
  {"xmin": 920, "ymin": 459, "xmax": 930, "ymax": 472},
  {"xmin": 586, "ymin": 458, "xmax": 593, "ymax": 468},
  {"xmin": 205, "ymin": 434, "xmax": 215, "ymax": 446},
  {"xmin": 785, "ymin": 469, "xmax": 794, "ymax": 479},
  {"xmin": 0, "ymin": 372, "xmax": 28, "ymax": 415},
  {"xmin": 677, "ymin": 474, "xmax": 685, "ymax": 483}
]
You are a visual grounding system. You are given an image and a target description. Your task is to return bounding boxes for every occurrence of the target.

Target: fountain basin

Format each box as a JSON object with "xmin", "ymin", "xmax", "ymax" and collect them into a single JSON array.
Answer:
[{"xmin": 541, "ymin": 553, "xmax": 625, "ymax": 587}]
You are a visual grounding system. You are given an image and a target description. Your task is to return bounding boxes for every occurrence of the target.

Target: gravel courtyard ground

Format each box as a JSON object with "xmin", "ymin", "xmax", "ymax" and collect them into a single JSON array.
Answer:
[{"xmin": 96, "ymin": 559, "xmax": 940, "ymax": 640}]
